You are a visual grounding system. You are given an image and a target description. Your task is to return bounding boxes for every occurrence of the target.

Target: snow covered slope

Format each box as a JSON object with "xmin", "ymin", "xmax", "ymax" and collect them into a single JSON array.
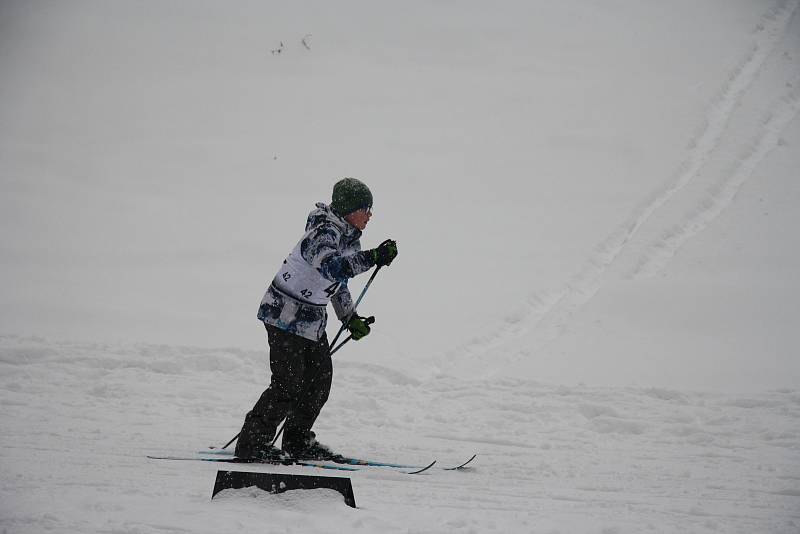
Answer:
[
  {"xmin": 2, "ymin": 0, "xmax": 797, "ymax": 391},
  {"xmin": 441, "ymin": 0, "xmax": 800, "ymax": 392},
  {"xmin": 1, "ymin": 0, "xmax": 799, "ymax": 531},
  {"xmin": 1, "ymin": 335, "xmax": 799, "ymax": 533}
]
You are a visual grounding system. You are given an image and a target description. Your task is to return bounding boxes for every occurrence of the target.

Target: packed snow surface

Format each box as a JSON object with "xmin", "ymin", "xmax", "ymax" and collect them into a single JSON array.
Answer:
[
  {"xmin": 1, "ymin": 336, "xmax": 799, "ymax": 533},
  {"xmin": 1, "ymin": 0, "xmax": 800, "ymax": 532}
]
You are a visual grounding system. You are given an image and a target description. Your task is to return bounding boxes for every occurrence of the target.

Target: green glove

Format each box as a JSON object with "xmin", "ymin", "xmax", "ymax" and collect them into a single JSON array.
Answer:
[
  {"xmin": 347, "ymin": 315, "xmax": 372, "ymax": 341},
  {"xmin": 370, "ymin": 239, "xmax": 398, "ymax": 267}
]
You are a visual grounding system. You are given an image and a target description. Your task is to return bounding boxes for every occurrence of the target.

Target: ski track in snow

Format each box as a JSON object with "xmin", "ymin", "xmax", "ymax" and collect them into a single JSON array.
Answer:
[
  {"xmin": 443, "ymin": 0, "xmax": 800, "ymax": 365},
  {"xmin": 632, "ymin": 80, "xmax": 800, "ymax": 278},
  {"xmin": 1, "ymin": 335, "xmax": 799, "ymax": 533}
]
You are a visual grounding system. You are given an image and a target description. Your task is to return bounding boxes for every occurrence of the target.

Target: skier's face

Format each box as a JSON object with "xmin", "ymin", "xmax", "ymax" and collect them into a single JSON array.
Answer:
[{"xmin": 345, "ymin": 207, "xmax": 372, "ymax": 230}]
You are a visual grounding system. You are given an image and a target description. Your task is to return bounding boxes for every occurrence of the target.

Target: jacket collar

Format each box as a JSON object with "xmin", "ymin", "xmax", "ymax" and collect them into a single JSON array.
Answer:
[{"xmin": 311, "ymin": 202, "xmax": 362, "ymax": 240}]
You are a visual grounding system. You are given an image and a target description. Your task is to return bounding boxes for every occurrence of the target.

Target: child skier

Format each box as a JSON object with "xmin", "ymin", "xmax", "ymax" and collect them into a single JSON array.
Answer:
[{"xmin": 235, "ymin": 177, "xmax": 398, "ymax": 460}]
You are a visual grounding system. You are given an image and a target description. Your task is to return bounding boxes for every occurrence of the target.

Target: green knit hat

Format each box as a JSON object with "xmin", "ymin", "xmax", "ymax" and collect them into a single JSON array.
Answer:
[{"xmin": 331, "ymin": 177, "xmax": 373, "ymax": 217}]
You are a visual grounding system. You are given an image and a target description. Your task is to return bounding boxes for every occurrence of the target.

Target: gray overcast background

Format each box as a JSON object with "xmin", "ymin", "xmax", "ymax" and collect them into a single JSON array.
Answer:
[{"xmin": 1, "ymin": 0, "xmax": 798, "ymax": 392}]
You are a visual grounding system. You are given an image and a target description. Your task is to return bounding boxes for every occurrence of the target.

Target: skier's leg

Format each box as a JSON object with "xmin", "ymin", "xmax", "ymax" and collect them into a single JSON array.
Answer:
[
  {"xmin": 235, "ymin": 324, "xmax": 306, "ymax": 458},
  {"xmin": 281, "ymin": 335, "xmax": 333, "ymax": 454}
]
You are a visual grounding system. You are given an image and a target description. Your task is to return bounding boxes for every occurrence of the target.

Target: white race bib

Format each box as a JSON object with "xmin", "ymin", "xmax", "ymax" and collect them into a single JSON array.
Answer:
[{"xmin": 272, "ymin": 241, "xmax": 341, "ymax": 306}]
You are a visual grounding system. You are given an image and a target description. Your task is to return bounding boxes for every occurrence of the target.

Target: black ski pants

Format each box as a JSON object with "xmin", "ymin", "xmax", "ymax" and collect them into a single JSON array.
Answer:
[{"xmin": 237, "ymin": 324, "xmax": 333, "ymax": 454}]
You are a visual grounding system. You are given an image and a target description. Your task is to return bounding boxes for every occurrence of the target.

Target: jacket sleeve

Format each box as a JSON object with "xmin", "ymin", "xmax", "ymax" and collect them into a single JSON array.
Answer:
[
  {"xmin": 301, "ymin": 224, "xmax": 375, "ymax": 283},
  {"xmin": 330, "ymin": 282, "xmax": 355, "ymax": 321}
]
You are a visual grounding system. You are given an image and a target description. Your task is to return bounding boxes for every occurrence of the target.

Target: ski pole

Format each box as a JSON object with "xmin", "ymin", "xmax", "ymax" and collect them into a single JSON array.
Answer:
[
  {"xmin": 329, "ymin": 316, "xmax": 375, "ymax": 356},
  {"xmin": 329, "ymin": 265, "xmax": 382, "ymax": 349},
  {"xmin": 220, "ymin": 433, "xmax": 239, "ymax": 450}
]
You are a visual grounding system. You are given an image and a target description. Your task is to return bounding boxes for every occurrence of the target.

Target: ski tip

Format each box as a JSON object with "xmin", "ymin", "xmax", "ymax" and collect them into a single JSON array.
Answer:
[
  {"xmin": 444, "ymin": 454, "xmax": 477, "ymax": 470},
  {"xmin": 406, "ymin": 460, "xmax": 437, "ymax": 475}
]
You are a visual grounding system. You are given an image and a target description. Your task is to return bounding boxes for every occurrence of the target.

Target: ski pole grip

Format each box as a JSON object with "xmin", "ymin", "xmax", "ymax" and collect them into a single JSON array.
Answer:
[{"xmin": 365, "ymin": 316, "xmax": 376, "ymax": 326}]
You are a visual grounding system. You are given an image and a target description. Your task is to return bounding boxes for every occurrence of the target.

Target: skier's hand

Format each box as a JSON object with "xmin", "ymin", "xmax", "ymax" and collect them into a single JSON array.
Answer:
[
  {"xmin": 347, "ymin": 315, "xmax": 373, "ymax": 341},
  {"xmin": 370, "ymin": 239, "xmax": 398, "ymax": 267}
]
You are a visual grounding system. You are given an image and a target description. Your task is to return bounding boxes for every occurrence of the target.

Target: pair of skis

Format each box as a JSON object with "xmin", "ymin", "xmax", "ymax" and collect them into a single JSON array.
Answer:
[{"xmin": 148, "ymin": 450, "xmax": 476, "ymax": 475}]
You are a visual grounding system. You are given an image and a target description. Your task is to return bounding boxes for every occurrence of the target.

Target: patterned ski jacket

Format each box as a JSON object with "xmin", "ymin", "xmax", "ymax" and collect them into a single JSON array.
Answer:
[{"xmin": 257, "ymin": 202, "xmax": 376, "ymax": 341}]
